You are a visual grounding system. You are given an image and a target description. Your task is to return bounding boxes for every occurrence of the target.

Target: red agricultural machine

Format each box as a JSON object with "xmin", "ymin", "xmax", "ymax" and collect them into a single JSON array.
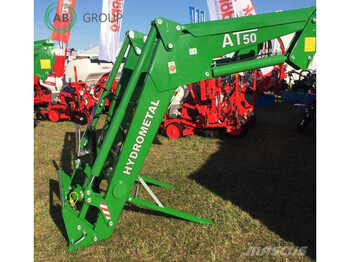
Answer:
[
  {"xmin": 34, "ymin": 70, "xmax": 117, "ymax": 124},
  {"xmin": 34, "ymin": 39, "xmax": 118, "ymax": 124},
  {"xmin": 162, "ymin": 73, "xmax": 257, "ymax": 139},
  {"xmin": 255, "ymin": 64, "xmax": 285, "ymax": 95},
  {"xmin": 255, "ymin": 38, "xmax": 286, "ymax": 96}
]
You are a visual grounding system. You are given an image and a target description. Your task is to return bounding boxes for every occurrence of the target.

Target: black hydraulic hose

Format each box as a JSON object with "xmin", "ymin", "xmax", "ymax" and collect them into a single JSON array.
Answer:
[{"xmin": 91, "ymin": 130, "xmax": 97, "ymax": 162}]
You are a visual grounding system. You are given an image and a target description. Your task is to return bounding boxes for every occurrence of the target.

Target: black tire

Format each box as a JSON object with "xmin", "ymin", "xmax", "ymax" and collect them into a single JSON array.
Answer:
[
  {"xmin": 204, "ymin": 129, "xmax": 220, "ymax": 138},
  {"xmin": 249, "ymin": 113, "xmax": 257, "ymax": 127},
  {"xmin": 35, "ymin": 111, "xmax": 47, "ymax": 121},
  {"xmin": 233, "ymin": 124, "xmax": 248, "ymax": 138},
  {"xmin": 74, "ymin": 112, "xmax": 88, "ymax": 125}
]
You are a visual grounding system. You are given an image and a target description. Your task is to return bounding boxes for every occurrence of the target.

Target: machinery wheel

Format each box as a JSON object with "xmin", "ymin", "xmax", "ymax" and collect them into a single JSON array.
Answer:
[
  {"xmin": 48, "ymin": 109, "xmax": 60, "ymax": 122},
  {"xmin": 35, "ymin": 111, "xmax": 47, "ymax": 121},
  {"xmin": 248, "ymin": 113, "xmax": 257, "ymax": 127},
  {"xmin": 166, "ymin": 123, "xmax": 183, "ymax": 139},
  {"xmin": 74, "ymin": 112, "xmax": 88, "ymax": 125},
  {"xmin": 229, "ymin": 124, "xmax": 248, "ymax": 138},
  {"xmin": 236, "ymin": 124, "xmax": 248, "ymax": 138},
  {"xmin": 204, "ymin": 129, "xmax": 220, "ymax": 138}
]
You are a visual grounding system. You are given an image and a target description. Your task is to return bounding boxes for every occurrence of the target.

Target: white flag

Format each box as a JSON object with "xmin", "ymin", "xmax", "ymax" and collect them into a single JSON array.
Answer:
[
  {"xmin": 99, "ymin": 0, "xmax": 125, "ymax": 62},
  {"xmin": 234, "ymin": 0, "xmax": 257, "ymax": 17},
  {"xmin": 206, "ymin": 0, "xmax": 256, "ymax": 21}
]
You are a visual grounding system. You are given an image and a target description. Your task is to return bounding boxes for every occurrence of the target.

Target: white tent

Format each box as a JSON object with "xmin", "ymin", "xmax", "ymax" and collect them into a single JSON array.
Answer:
[
  {"xmin": 78, "ymin": 46, "xmax": 99, "ymax": 58},
  {"xmin": 77, "ymin": 43, "xmax": 124, "ymax": 60}
]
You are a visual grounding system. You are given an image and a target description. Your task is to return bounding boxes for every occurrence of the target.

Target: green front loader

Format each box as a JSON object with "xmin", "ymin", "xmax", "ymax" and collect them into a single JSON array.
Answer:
[{"xmin": 57, "ymin": 7, "xmax": 316, "ymax": 250}]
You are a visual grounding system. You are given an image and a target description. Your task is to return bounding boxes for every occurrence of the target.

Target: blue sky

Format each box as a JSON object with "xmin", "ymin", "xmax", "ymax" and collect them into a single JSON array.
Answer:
[{"xmin": 34, "ymin": 0, "xmax": 316, "ymax": 51}]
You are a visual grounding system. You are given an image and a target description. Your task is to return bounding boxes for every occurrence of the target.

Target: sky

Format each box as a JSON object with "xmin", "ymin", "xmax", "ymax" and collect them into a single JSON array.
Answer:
[{"xmin": 34, "ymin": 0, "xmax": 316, "ymax": 51}]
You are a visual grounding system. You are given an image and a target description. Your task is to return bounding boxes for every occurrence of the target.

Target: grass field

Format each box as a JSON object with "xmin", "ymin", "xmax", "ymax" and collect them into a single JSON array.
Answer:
[{"xmin": 34, "ymin": 102, "xmax": 316, "ymax": 261}]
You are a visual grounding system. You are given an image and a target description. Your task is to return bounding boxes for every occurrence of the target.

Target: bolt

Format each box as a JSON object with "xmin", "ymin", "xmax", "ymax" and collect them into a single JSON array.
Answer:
[
  {"xmin": 87, "ymin": 198, "xmax": 91, "ymax": 203},
  {"xmin": 205, "ymin": 72, "xmax": 210, "ymax": 77},
  {"xmin": 43, "ymin": 47, "xmax": 47, "ymax": 51},
  {"xmin": 168, "ymin": 43, "xmax": 173, "ymax": 49},
  {"xmin": 77, "ymin": 225, "xmax": 81, "ymax": 230},
  {"xmin": 308, "ymin": 56, "xmax": 312, "ymax": 60},
  {"xmin": 176, "ymin": 25, "xmax": 181, "ymax": 30},
  {"xmin": 100, "ymin": 102, "xmax": 104, "ymax": 107},
  {"xmin": 86, "ymin": 190, "xmax": 91, "ymax": 195},
  {"xmin": 109, "ymin": 221, "xmax": 114, "ymax": 226},
  {"xmin": 128, "ymin": 197, "xmax": 132, "ymax": 201},
  {"xmin": 291, "ymin": 55, "xmax": 295, "ymax": 60},
  {"xmin": 157, "ymin": 19, "xmax": 162, "ymax": 24},
  {"xmin": 312, "ymin": 18, "xmax": 316, "ymax": 23},
  {"xmin": 128, "ymin": 30, "xmax": 134, "ymax": 39},
  {"xmin": 135, "ymin": 47, "xmax": 141, "ymax": 55},
  {"xmin": 75, "ymin": 159, "xmax": 81, "ymax": 169},
  {"xmin": 93, "ymin": 236, "xmax": 98, "ymax": 242}
]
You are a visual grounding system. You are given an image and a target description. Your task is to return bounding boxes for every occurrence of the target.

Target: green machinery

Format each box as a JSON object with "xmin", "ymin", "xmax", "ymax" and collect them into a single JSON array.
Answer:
[
  {"xmin": 34, "ymin": 38, "xmax": 56, "ymax": 80},
  {"xmin": 58, "ymin": 7, "xmax": 316, "ymax": 250}
]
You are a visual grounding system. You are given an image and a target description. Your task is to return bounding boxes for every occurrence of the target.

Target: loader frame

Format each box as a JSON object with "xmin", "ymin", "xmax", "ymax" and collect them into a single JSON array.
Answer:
[{"xmin": 58, "ymin": 7, "xmax": 316, "ymax": 250}]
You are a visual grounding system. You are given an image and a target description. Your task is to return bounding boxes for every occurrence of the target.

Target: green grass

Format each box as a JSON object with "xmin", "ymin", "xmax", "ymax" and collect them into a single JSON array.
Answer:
[{"xmin": 34, "ymin": 102, "xmax": 315, "ymax": 261}]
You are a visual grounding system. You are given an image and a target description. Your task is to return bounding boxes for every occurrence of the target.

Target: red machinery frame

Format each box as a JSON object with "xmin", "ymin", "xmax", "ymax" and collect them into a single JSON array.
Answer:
[
  {"xmin": 162, "ymin": 74, "xmax": 257, "ymax": 139},
  {"xmin": 255, "ymin": 38, "xmax": 286, "ymax": 96},
  {"xmin": 34, "ymin": 67, "xmax": 117, "ymax": 124}
]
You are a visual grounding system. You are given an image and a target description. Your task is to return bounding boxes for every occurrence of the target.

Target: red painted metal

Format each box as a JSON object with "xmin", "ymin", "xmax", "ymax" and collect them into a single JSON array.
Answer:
[
  {"xmin": 48, "ymin": 108, "xmax": 60, "ymax": 122},
  {"xmin": 34, "ymin": 71, "xmax": 117, "ymax": 123},
  {"xmin": 255, "ymin": 38, "xmax": 286, "ymax": 96},
  {"xmin": 52, "ymin": 55, "xmax": 66, "ymax": 77},
  {"xmin": 162, "ymin": 74, "xmax": 256, "ymax": 139},
  {"xmin": 255, "ymin": 64, "xmax": 286, "ymax": 96},
  {"xmin": 166, "ymin": 123, "xmax": 183, "ymax": 139},
  {"xmin": 34, "ymin": 76, "xmax": 51, "ymax": 106}
]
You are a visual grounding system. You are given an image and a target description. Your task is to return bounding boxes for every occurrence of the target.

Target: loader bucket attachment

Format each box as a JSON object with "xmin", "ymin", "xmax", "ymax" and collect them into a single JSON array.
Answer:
[{"xmin": 57, "ymin": 7, "xmax": 316, "ymax": 250}]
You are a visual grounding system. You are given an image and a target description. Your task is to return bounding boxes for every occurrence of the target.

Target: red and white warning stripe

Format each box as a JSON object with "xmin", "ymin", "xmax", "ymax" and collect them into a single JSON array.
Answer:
[{"xmin": 100, "ymin": 202, "xmax": 111, "ymax": 220}]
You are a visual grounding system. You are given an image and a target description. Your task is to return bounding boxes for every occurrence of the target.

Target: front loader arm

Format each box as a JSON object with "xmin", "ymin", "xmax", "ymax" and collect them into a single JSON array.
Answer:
[
  {"xmin": 150, "ymin": 6, "xmax": 315, "ymax": 91},
  {"xmin": 78, "ymin": 30, "xmax": 147, "ymax": 156},
  {"xmin": 59, "ymin": 7, "xmax": 316, "ymax": 251}
]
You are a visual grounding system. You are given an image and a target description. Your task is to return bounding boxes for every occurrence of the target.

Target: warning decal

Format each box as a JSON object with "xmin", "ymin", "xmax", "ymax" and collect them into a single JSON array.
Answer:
[
  {"xmin": 100, "ymin": 202, "xmax": 111, "ymax": 220},
  {"xmin": 168, "ymin": 61, "xmax": 177, "ymax": 74},
  {"xmin": 304, "ymin": 37, "xmax": 316, "ymax": 52},
  {"xmin": 40, "ymin": 59, "xmax": 51, "ymax": 69}
]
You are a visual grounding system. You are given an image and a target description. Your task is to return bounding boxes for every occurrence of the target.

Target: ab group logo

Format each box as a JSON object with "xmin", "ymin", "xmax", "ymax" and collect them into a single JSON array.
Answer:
[{"xmin": 44, "ymin": 2, "xmax": 76, "ymax": 34}]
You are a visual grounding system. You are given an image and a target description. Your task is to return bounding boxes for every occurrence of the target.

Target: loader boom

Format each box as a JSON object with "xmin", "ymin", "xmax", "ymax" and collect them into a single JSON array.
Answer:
[{"xmin": 58, "ymin": 7, "xmax": 316, "ymax": 250}]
